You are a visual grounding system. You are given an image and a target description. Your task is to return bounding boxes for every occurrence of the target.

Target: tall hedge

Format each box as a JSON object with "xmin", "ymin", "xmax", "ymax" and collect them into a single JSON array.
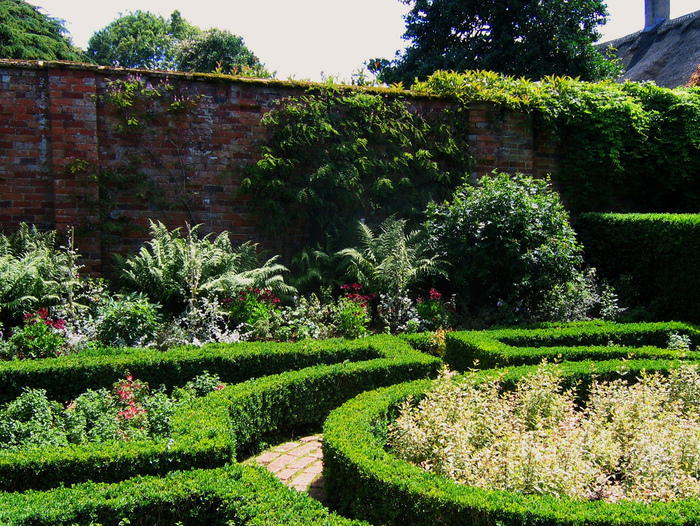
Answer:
[{"xmin": 575, "ymin": 213, "xmax": 700, "ymax": 322}]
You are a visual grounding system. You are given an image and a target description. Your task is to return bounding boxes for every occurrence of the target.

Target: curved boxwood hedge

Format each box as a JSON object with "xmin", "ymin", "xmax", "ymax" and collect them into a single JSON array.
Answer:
[
  {"xmin": 444, "ymin": 321, "xmax": 700, "ymax": 371},
  {"xmin": 0, "ymin": 465, "xmax": 369, "ymax": 525},
  {"xmin": 0, "ymin": 334, "xmax": 440, "ymax": 515},
  {"xmin": 0, "ymin": 337, "xmax": 385, "ymax": 405},
  {"xmin": 323, "ymin": 358, "xmax": 700, "ymax": 525}
]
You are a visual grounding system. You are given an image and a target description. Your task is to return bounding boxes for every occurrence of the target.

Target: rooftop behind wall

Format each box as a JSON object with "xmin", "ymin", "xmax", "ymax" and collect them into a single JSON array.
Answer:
[{"xmin": 0, "ymin": 60, "xmax": 558, "ymax": 274}]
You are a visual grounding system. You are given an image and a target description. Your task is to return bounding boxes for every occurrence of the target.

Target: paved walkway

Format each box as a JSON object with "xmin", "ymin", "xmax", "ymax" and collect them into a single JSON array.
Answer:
[{"xmin": 251, "ymin": 434, "xmax": 326, "ymax": 502}]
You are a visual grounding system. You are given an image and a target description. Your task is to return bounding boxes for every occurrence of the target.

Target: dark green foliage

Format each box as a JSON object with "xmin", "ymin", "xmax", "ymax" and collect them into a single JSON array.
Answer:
[
  {"xmin": 0, "ymin": 0, "xmax": 84, "ymax": 61},
  {"xmin": 323, "ymin": 358, "xmax": 700, "ymax": 525},
  {"xmin": 575, "ymin": 213, "xmax": 700, "ymax": 322},
  {"xmin": 95, "ymin": 293, "xmax": 162, "ymax": 347},
  {"xmin": 86, "ymin": 9, "xmax": 267, "ymax": 75},
  {"xmin": 414, "ymin": 72, "xmax": 700, "ymax": 213},
  {"xmin": 373, "ymin": 0, "xmax": 619, "ymax": 86},
  {"xmin": 426, "ymin": 172, "xmax": 582, "ymax": 318},
  {"xmin": 242, "ymin": 86, "xmax": 472, "ymax": 256}
]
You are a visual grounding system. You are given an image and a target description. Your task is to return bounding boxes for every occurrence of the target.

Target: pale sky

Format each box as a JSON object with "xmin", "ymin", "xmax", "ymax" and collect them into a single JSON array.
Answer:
[{"xmin": 26, "ymin": 0, "xmax": 700, "ymax": 81}]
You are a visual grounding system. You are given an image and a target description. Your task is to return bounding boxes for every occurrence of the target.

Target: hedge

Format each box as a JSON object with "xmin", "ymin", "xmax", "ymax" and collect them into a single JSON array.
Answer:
[
  {"xmin": 0, "ymin": 337, "xmax": 384, "ymax": 405},
  {"xmin": 443, "ymin": 321, "xmax": 700, "ymax": 371},
  {"xmin": 323, "ymin": 358, "xmax": 700, "ymax": 525},
  {"xmin": 0, "ymin": 464, "xmax": 368, "ymax": 525},
  {"xmin": 0, "ymin": 334, "xmax": 441, "ymax": 493},
  {"xmin": 574, "ymin": 213, "xmax": 700, "ymax": 323}
]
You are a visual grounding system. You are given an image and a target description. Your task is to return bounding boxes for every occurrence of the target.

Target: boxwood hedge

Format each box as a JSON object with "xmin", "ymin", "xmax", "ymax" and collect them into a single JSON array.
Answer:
[
  {"xmin": 443, "ymin": 321, "xmax": 700, "ymax": 370},
  {"xmin": 0, "ymin": 334, "xmax": 440, "ymax": 522},
  {"xmin": 323, "ymin": 358, "xmax": 700, "ymax": 525}
]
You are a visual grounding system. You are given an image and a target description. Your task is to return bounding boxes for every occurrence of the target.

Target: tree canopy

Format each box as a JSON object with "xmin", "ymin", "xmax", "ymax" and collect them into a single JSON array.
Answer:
[
  {"xmin": 0, "ymin": 0, "xmax": 84, "ymax": 61},
  {"xmin": 176, "ymin": 28, "xmax": 269, "ymax": 76},
  {"xmin": 87, "ymin": 10, "xmax": 270, "ymax": 75},
  {"xmin": 371, "ymin": 0, "xmax": 621, "ymax": 85},
  {"xmin": 86, "ymin": 10, "xmax": 196, "ymax": 70}
]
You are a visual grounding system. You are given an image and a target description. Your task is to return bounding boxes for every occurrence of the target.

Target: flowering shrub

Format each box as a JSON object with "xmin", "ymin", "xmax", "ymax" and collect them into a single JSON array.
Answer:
[
  {"xmin": 334, "ymin": 284, "xmax": 374, "ymax": 339},
  {"xmin": 0, "ymin": 309, "xmax": 67, "ymax": 359},
  {"xmin": 0, "ymin": 372, "xmax": 226, "ymax": 450},
  {"xmin": 415, "ymin": 289, "xmax": 455, "ymax": 331},
  {"xmin": 223, "ymin": 287, "xmax": 282, "ymax": 339},
  {"xmin": 389, "ymin": 364, "xmax": 700, "ymax": 503}
]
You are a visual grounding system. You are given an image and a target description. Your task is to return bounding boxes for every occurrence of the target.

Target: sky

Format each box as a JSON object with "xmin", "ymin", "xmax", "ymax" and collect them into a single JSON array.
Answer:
[{"xmin": 26, "ymin": 0, "xmax": 700, "ymax": 81}]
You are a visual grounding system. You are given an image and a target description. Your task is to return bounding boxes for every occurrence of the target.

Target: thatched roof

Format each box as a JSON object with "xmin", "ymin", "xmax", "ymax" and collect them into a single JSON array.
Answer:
[{"xmin": 600, "ymin": 10, "xmax": 700, "ymax": 88}]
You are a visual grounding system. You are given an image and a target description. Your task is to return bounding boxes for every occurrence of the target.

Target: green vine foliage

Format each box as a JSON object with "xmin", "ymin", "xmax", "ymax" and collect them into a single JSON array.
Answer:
[
  {"xmin": 414, "ymin": 71, "xmax": 700, "ymax": 213},
  {"xmin": 242, "ymin": 87, "xmax": 473, "ymax": 255},
  {"xmin": 99, "ymin": 76, "xmax": 206, "ymax": 226}
]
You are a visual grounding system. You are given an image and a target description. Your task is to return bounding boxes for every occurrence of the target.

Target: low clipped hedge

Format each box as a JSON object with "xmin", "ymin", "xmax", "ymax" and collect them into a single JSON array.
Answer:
[
  {"xmin": 0, "ymin": 464, "xmax": 368, "ymax": 525},
  {"xmin": 323, "ymin": 358, "xmax": 700, "ymax": 525},
  {"xmin": 444, "ymin": 321, "xmax": 700, "ymax": 370},
  {"xmin": 0, "ymin": 337, "xmax": 383, "ymax": 405},
  {"xmin": 0, "ymin": 335, "xmax": 440, "ymax": 496}
]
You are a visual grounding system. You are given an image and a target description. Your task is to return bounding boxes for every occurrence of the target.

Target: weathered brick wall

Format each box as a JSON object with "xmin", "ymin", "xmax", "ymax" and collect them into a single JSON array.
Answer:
[{"xmin": 0, "ymin": 60, "xmax": 559, "ymax": 275}]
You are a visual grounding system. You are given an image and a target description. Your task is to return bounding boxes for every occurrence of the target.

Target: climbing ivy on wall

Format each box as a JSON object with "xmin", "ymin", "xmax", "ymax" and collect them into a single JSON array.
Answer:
[
  {"xmin": 242, "ymin": 86, "xmax": 473, "ymax": 252},
  {"xmin": 414, "ymin": 70, "xmax": 700, "ymax": 213}
]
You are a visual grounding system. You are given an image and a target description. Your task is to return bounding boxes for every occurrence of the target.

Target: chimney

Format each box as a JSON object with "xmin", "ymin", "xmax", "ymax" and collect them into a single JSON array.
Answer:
[{"xmin": 645, "ymin": 0, "xmax": 670, "ymax": 30}]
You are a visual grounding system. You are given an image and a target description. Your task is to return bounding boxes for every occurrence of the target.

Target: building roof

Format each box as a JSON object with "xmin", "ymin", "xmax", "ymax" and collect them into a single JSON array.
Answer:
[{"xmin": 599, "ymin": 10, "xmax": 700, "ymax": 88}]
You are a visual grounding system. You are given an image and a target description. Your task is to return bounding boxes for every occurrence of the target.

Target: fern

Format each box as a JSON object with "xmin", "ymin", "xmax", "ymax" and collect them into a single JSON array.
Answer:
[
  {"xmin": 118, "ymin": 221, "xmax": 294, "ymax": 315},
  {"xmin": 0, "ymin": 224, "xmax": 75, "ymax": 327},
  {"xmin": 336, "ymin": 216, "xmax": 447, "ymax": 297}
]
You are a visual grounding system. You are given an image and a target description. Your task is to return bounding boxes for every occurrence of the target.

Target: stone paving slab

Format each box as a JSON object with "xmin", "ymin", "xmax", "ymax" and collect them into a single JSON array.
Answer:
[{"xmin": 251, "ymin": 434, "xmax": 326, "ymax": 502}]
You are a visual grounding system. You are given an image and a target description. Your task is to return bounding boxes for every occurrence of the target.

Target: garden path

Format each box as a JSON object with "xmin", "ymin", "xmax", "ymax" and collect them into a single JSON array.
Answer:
[{"xmin": 250, "ymin": 434, "xmax": 326, "ymax": 502}]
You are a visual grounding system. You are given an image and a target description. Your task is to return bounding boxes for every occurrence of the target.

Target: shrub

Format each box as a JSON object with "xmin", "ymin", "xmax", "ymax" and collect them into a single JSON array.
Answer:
[
  {"xmin": 1, "ymin": 309, "xmax": 67, "ymax": 359},
  {"xmin": 338, "ymin": 216, "xmax": 447, "ymax": 331},
  {"xmin": 426, "ymin": 172, "xmax": 583, "ymax": 321},
  {"xmin": 95, "ymin": 292, "xmax": 162, "ymax": 347}
]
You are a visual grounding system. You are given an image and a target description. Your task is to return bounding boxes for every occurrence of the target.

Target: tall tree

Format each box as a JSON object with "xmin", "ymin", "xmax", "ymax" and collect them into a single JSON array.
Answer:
[
  {"xmin": 0, "ymin": 0, "xmax": 84, "ymax": 61},
  {"xmin": 372, "ymin": 0, "xmax": 620, "ymax": 85},
  {"xmin": 176, "ymin": 28, "xmax": 269, "ymax": 76},
  {"xmin": 87, "ymin": 10, "xmax": 270, "ymax": 76},
  {"xmin": 86, "ymin": 10, "xmax": 196, "ymax": 70}
]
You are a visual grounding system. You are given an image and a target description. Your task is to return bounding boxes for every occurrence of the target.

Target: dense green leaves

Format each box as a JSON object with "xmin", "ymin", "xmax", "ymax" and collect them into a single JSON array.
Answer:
[
  {"xmin": 426, "ymin": 172, "xmax": 582, "ymax": 317},
  {"xmin": 86, "ymin": 9, "xmax": 269, "ymax": 75},
  {"xmin": 414, "ymin": 71, "xmax": 700, "ymax": 213},
  {"xmin": 117, "ymin": 221, "xmax": 292, "ymax": 315},
  {"xmin": 373, "ymin": 0, "xmax": 619, "ymax": 85},
  {"xmin": 0, "ymin": 0, "xmax": 84, "ymax": 61},
  {"xmin": 87, "ymin": 10, "xmax": 187, "ymax": 70},
  {"xmin": 242, "ymin": 87, "xmax": 472, "ymax": 255},
  {"xmin": 176, "ymin": 28, "xmax": 269, "ymax": 76}
]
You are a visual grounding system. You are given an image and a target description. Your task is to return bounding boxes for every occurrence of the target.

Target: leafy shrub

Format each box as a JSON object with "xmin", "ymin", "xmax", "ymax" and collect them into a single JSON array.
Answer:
[
  {"xmin": 0, "ymin": 371, "xmax": 226, "ymax": 451},
  {"xmin": 95, "ymin": 292, "xmax": 162, "ymax": 347},
  {"xmin": 0, "ymin": 225, "xmax": 76, "ymax": 329},
  {"xmin": 1, "ymin": 309, "xmax": 67, "ymax": 359},
  {"xmin": 389, "ymin": 364, "xmax": 700, "ymax": 502},
  {"xmin": 426, "ymin": 172, "xmax": 583, "ymax": 321}
]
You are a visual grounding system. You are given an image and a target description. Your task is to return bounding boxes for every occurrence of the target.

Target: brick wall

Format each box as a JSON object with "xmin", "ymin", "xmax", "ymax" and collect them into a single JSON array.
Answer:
[{"xmin": 0, "ymin": 60, "xmax": 559, "ymax": 275}]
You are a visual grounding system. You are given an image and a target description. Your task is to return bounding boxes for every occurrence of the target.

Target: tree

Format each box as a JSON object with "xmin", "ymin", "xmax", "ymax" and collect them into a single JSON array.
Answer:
[
  {"xmin": 176, "ymin": 28, "xmax": 269, "ymax": 76},
  {"xmin": 87, "ymin": 10, "xmax": 270, "ymax": 75},
  {"xmin": 86, "ymin": 10, "xmax": 195, "ymax": 70},
  {"xmin": 372, "ymin": 0, "xmax": 620, "ymax": 85},
  {"xmin": 0, "ymin": 0, "xmax": 84, "ymax": 61}
]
